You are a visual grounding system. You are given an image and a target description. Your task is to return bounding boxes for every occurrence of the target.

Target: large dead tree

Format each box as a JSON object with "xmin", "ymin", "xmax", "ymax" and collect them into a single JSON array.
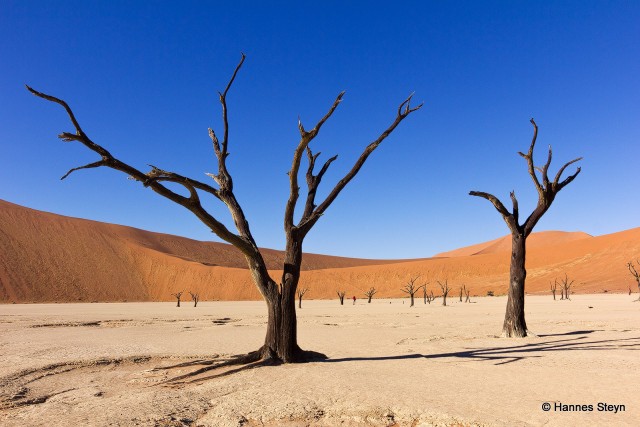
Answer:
[
  {"xmin": 550, "ymin": 280, "xmax": 558, "ymax": 300},
  {"xmin": 628, "ymin": 260, "xmax": 640, "ymax": 301},
  {"xmin": 470, "ymin": 119, "xmax": 582, "ymax": 337},
  {"xmin": 401, "ymin": 276, "xmax": 424, "ymax": 307},
  {"xmin": 364, "ymin": 287, "xmax": 377, "ymax": 303},
  {"xmin": 27, "ymin": 55, "xmax": 421, "ymax": 364},
  {"xmin": 337, "ymin": 291, "xmax": 346, "ymax": 305}
]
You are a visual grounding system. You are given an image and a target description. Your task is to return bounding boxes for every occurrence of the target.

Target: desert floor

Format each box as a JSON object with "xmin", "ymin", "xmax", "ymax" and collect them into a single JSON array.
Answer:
[{"xmin": 0, "ymin": 294, "xmax": 638, "ymax": 426}]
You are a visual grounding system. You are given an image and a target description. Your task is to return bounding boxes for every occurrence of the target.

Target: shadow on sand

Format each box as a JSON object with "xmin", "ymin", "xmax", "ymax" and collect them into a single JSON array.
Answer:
[{"xmin": 322, "ymin": 330, "xmax": 640, "ymax": 366}]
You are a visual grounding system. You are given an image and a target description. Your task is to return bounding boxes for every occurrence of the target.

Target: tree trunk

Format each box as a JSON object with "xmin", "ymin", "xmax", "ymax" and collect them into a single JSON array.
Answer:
[
  {"xmin": 410, "ymin": 294, "xmax": 414, "ymax": 307},
  {"xmin": 262, "ymin": 288, "xmax": 299, "ymax": 362},
  {"xmin": 502, "ymin": 232, "xmax": 528, "ymax": 337},
  {"xmin": 368, "ymin": 296, "xmax": 372, "ymax": 303}
]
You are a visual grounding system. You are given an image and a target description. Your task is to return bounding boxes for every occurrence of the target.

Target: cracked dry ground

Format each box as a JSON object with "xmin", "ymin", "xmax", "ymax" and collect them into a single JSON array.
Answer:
[{"xmin": 1, "ymin": 297, "xmax": 639, "ymax": 426}]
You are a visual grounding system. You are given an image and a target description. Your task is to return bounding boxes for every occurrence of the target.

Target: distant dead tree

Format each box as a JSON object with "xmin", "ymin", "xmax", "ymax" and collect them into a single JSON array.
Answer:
[
  {"xmin": 297, "ymin": 287, "xmax": 309, "ymax": 309},
  {"xmin": 28, "ymin": 54, "xmax": 421, "ymax": 364},
  {"xmin": 189, "ymin": 291, "xmax": 199, "ymax": 307},
  {"xmin": 438, "ymin": 280, "xmax": 451, "ymax": 306},
  {"xmin": 628, "ymin": 260, "xmax": 640, "ymax": 301},
  {"xmin": 470, "ymin": 119, "xmax": 582, "ymax": 337},
  {"xmin": 463, "ymin": 284, "xmax": 471, "ymax": 303},
  {"xmin": 550, "ymin": 280, "xmax": 558, "ymax": 300},
  {"xmin": 459, "ymin": 286, "xmax": 464, "ymax": 302},
  {"xmin": 364, "ymin": 287, "xmax": 377, "ymax": 303},
  {"xmin": 560, "ymin": 274, "xmax": 574, "ymax": 300},
  {"xmin": 171, "ymin": 292, "xmax": 183, "ymax": 307},
  {"xmin": 337, "ymin": 291, "xmax": 346, "ymax": 305},
  {"xmin": 422, "ymin": 283, "xmax": 433, "ymax": 304},
  {"xmin": 401, "ymin": 276, "xmax": 425, "ymax": 307}
]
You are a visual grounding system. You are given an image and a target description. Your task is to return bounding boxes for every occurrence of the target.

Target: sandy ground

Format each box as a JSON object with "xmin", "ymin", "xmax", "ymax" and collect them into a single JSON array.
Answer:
[{"xmin": 0, "ymin": 295, "xmax": 638, "ymax": 426}]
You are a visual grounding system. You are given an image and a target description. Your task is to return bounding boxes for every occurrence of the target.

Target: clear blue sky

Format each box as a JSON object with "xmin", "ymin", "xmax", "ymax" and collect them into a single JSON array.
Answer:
[{"xmin": 1, "ymin": 1, "xmax": 638, "ymax": 258}]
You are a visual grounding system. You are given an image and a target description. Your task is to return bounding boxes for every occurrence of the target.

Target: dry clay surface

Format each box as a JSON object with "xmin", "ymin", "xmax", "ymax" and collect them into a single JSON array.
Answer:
[{"xmin": 1, "ymin": 295, "xmax": 638, "ymax": 426}]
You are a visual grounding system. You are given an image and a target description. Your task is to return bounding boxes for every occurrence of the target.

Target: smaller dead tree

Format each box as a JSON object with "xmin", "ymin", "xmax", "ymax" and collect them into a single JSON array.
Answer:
[
  {"xmin": 401, "ymin": 276, "xmax": 425, "ymax": 307},
  {"xmin": 438, "ymin": 280, "xmax": 451, "ymax": 306},
  {"xmin": 560, "ymin": 274, "xmax": 574, "ymax": 301},
  {"xmin": 459, "ymin": 286, "xmax": 464, "ymax": 302},
  {"xmin": 628, "ymin": 260, "xmax": 640, "ymax": 301},
  {"xmin": 550, "ymin": 280, "xmax": 558, "ymax": 300},
  {"xmin": 189, "ymin": 291, "xmax": 199, "ymax": 307},
  {"xmin": 425, "ymin": 290, "xmax": 436, "ymax": 304},
  {"xmin": 364, "ymin": 287, "xmax": 377, "ymax": 303},
  {"xmin": 463, "ymin": 284, "xmax": 471, "ymax": 303},
  {"xmin": 337, "ymin": 291, "xmax": 346, "ymax": 305},
  {"xmin": 171, "ymin": 292, "xmax": 183, "ymax": 307},
  {"xmin": 422, "ymin": 284, "xmax": 433, "ymax": 304},
  {"xmin": 297, "ymin": 287, "xmax": 309, "ymax": 309}
]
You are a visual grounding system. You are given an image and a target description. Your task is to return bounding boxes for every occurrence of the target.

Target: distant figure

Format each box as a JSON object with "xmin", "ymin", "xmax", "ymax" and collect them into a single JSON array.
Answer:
[{"xmin": 352, "ymin": 295, "xmax": 356, "ymax": 305}]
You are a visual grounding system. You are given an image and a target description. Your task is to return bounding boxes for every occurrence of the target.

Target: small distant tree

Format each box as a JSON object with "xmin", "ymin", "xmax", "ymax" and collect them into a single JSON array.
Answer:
[
  {"xmin": 463, "ymin": 284, "xmax": 471, "ymax": 303},
  {"xmin": 438, "ymin": 280, "xmax": 451, "ymax": 306},
  {"xmin": 337, "ymin": 291, "xmax": 346, "ymax": 305},
  {"xmin": 560, "ymin": 274, "xmax": 574, "ymax": 301},
  {"xmin": 297, "ymin": 287, "xmax": 309, "ymax": 309},
  {"xmin": 628, "ymin": 260, "xmax": 640, "ymax": 301},
  {"xmin": 470, "ymin": 119, "xmax": 582, "ymax": 337},
  {"xmin": 401, "ymin": 276, "xmax": 424, "ymax": 307},
  {"xmin": 189, "ymin": 291, "xmax": 199, "ymax": 307},
  {"xmin": 487, "ymin": 290, "xmax": 495, "ymax": 297},
  {"xmin": 422, "ymin": 283, "xmax": 433, "ymax": 304},
  {"xmin": 550, "ymin": 280, "xmax": 558, "ymax": 300},
  {"xmin": 364, "ymin": 287, "xmax": 377, "ymax": 303},
  {"xmin": 171, "ymin": 292, "xmax": 183, "ymax": 307},
  {"xmin": 459, "ymin": 286, "xmax": 464, "ymax": 302}
]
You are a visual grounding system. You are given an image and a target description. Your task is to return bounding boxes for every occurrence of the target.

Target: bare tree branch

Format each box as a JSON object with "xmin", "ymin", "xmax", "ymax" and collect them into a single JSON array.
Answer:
[{"xmin": 299, "ymin": 93, "xmax": 423, "ymax": 234}]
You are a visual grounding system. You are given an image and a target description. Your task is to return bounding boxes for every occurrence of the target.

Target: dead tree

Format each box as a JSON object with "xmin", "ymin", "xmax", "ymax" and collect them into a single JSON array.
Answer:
[
  {"xmin": 297, "ymin": 287, "xmax": 309, "ymax": 309},
  {"xmin": 438, "ymin": 280, "xmax": 451, "ymax": 306},
  {"xmin": 422, "ymin": 283, "xmax": 432, "ymax": 304},
  {"xmin": 459, "ymin": 286, "xmax": 464, "ymax": 302},
  {"xmin": 337, "ymin": 291, "xmax": 346, "ymax": 305},
  {"xmin": 550, "ymin": 280, "xmax": 558, "ymax": 300},
  {"xmin": 463, "ymin": 285, "xmax": 471, "ymax": 303},
  {"xmin": 189, "ymin": 291, "xmax": 199, "ymax": 307},
  {"xmin": 364, "ymin": 287, "xmax": 377, "ymax": 303},
  {"xmin": 470, "ymin": 119, "xmax": 582, "ymax": 337},
  {"xmin": 27, "ymin": 54, "xmax": 421, "ymax": 364},
  {"xmin": 401, "ymin": 276, "xmax": 425, "ymax": 307},
  {"xmin": 172, "ymin": 292, "xmax": 183, "ymax": 307},
  {"xmin": 425, "ymin": 290, "xmax": 436, "ymax": 304},
  {"xmin": 628, "ymin": 260, "xmax": 640, "ymax": 301},
  {"xmin": 560, "ymin": 274, "xmax": 574, "ymax": 300}
]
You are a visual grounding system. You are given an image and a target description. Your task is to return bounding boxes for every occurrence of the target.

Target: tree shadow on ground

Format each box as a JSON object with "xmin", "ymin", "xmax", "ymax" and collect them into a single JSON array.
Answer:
[{"xmin": 322, "ymin": 331, "xmax": 640, "ymax": 366}]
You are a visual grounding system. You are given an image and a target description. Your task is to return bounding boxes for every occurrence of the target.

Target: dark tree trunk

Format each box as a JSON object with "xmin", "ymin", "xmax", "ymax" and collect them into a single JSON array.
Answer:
[
  {"xmin": 502, "ymin": 233, "xmax": 527, "ymax": 337},
  {"xmin": 368, "ymin": 296, "xmax": 372, "ymax": 303},
  {"xmin": 262, "ymin": 284, "xmax": 300, "ymax": 362},
  {"xmin": 410, "ymin": 294, "xmax": 415, "ymax": 307}
]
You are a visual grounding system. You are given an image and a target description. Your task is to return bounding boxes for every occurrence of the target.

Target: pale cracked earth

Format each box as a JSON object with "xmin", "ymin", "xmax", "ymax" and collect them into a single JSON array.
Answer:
[{"xmin": 1, "ymin": 295, "xmax": 638, "ymax": 426}]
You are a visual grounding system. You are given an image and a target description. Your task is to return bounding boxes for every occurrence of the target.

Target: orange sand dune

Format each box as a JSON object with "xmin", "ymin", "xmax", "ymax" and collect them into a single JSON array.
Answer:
[
  {"xmin": 1, "ymin": 199, "xmax": 639, "ymax": 303},
  {"xmin": 435, "ymin": 230, "xmax": 592, "ymax": 257}
]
